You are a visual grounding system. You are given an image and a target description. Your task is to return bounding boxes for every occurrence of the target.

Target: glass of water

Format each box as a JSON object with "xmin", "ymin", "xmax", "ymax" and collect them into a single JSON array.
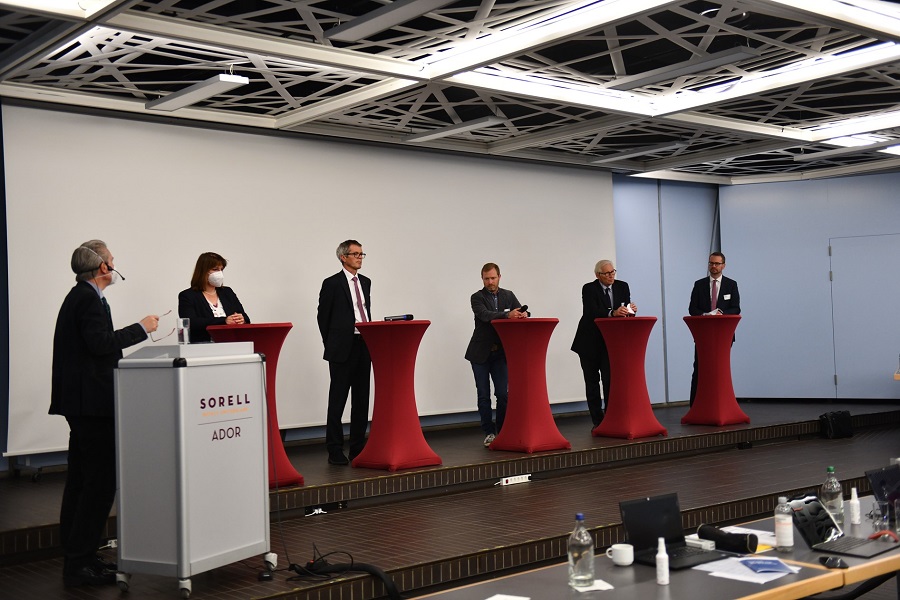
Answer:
[
  {"xmin": 177, "ymin": 317, "xmax": 190, "ymax": 345},
  {"xmin": 872, "ymin": 500, "xmax": 889, "ymax": 532}
]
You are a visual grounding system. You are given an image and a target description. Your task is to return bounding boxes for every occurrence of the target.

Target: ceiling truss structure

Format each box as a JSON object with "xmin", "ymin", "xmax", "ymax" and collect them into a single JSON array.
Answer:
[{"xmin": 1, "ymin": 0, "xmax": 899, "ymax": 184}]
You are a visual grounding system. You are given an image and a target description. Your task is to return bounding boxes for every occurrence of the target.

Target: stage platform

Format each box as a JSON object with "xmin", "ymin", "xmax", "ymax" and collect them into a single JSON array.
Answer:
[{"xmin": 1, "ymin": 400, "xmax": 898, "ymax": 599}]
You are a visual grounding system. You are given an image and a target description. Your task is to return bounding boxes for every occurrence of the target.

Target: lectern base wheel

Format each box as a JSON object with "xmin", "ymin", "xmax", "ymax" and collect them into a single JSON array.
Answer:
[{"xmin": 116, "ymin": 572, "xmax": 130, "ymax": 592}]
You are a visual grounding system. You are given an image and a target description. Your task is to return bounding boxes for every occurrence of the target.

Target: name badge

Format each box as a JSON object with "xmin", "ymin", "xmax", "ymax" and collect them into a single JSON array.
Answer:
[{"xmin": 723, "ymin": 294, "xmax": 731, "ymax": 300}]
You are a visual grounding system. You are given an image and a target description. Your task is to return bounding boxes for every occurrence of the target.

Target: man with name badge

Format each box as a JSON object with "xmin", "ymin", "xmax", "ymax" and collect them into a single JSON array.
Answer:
[{"xmin": 688, "ymin": 252, "xmax": 741, "ymax": 405}]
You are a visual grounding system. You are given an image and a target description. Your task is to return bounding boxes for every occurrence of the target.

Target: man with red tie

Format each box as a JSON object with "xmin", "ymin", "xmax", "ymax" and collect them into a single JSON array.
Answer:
[
  {"xmin": 317, "ymin": 240, "xmax": 372, "ymax": 465},
  {"xmin": 688, "ymin": 252, "xmax": 741, "ymax": 405}
]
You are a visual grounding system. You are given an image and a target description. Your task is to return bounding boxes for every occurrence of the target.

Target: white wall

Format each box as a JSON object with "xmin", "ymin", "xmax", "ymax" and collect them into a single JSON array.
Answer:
[
  {"xmin": 3, "ymin": 104, "xmax": 614, "ymax": 456},
  {"xmin": 721, "ymin": 174, "xmax": 900, "ymax": 399}
]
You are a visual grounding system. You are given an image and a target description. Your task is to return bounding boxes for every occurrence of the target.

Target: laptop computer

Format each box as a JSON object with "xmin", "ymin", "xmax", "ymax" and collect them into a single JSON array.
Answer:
[
  {"xmin": 866, "ymin": 464, "xmax": 900, "ymax": 523},
  {"xmin": 619, "ymin": 493, "xmax": 730, "ymax": 569},
  {"xmin": 789, "ymin": 494, "xmax": 898, "ymax": 558}
]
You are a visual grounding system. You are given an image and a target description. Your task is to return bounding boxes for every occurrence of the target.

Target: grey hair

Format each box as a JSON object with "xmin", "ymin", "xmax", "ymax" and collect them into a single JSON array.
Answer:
[
  {"xmin": 335, "ymin": 239, "xmax": 362, "ymax": 260},
  {"xmin": 72, "ymin": 239, "xmax": 109, "ymax": 282},
  {"xmin": 594, "ymin": 259, "xmax": 613, "ymax": 275}
]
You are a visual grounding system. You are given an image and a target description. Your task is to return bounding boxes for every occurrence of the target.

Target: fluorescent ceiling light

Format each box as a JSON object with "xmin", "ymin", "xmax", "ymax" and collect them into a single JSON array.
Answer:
[
  {"xmin": 590, "ymin": 141, "xmax": 687, "ymax": 164},
  {"xmin": 793, "ymin": 137, "xmax": 900, "ymax": 161},
  {"xmin": 824, "ymin": 133, "xmax": 889, "ymax": 146},
  {"xmin": 0, "ymin": 0, "xmax": 119, "ymax": 19},
  {"xmin": 326, "ymin": 0, "xmax": 457, "ymax": 43},
  {"xmin": 810, "ymin": 108, "xmax": 900, "ymax": 140},
  {"xmin": 404, "ymin": 115, "xmax": 506, "ymax": 143},
  {"xmin": 447, "ymin": 70, "xmax": 649, "ymax": 117},
  {"xmin": 607, "ymin": 47, "xmax": 763, "ymax": 91},
  {"xmin": 145, "ymin": 74, "xmax": 249, "ymax": 112}
]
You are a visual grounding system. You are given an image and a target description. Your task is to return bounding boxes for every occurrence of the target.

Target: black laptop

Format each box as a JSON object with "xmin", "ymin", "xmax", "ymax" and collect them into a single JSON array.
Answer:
[
  {"xmin": 619, "ymin": 493, "xmax": 730, "ymax": 569},
  {"xmin": 789, "ymin": 494, "xmax": 898, "ymax": 558},
  {"xmin": 866, "ymin": 464, "xmax": 900, "ymax": 523}
]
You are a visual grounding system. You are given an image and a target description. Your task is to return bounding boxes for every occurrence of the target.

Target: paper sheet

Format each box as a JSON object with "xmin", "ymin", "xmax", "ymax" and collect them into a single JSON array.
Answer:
[
  {"xmin": 694, "ymin": 557, "xmax": 799, "ymax": 584},
  {"xmin": 571, "ymin": 579, "xmax": 615, "ymax": 592}
]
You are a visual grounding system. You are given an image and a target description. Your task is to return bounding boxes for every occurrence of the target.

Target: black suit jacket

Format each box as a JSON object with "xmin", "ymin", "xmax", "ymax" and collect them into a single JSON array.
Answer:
[
  {"xmin": 50, "ymin": 281, "xmax": 148, "ymax": 418},
  {"xmin": 317, "ymin": 271, "xmax": 371, "ymax": 363},
  {"xmin": 571, "ymin": 279, "xmax": 631, "ymax": 359},
  {"xmin": 178, "ymin": 287, "xmax": 250, "ymax": 343},
  {"xmin": 464, "ymin": 287, "xmax": 523, "ymax": 364},
  {"xmin": 688, "ymin": 276, "xmax": 740, "ymax": 316}
]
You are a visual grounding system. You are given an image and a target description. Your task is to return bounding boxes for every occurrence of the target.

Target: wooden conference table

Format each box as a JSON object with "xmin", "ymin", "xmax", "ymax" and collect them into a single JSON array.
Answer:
[{"xmin": 418, "ymin": 511, "xmax": 900, "ymax": 599}]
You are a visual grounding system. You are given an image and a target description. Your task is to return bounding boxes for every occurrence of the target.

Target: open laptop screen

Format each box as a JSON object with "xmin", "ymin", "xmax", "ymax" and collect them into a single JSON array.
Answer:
[
  {"xmin": 790, "ymin": 495, "xmax": 843, "ymax": 546},
  {"xmin": 619, "ymin": 493, "xmax": 686, "ymax": 552},
  {"xmin": 866, "ymin": 464, "xmax": 900, "ymax": 520}
]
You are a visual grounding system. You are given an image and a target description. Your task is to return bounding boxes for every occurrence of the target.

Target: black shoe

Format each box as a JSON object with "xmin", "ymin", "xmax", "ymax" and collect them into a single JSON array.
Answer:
[
  {"xmin": 328, "ymin": 452, "xmax": 349, "ymax": 465},
  {"xmin": 93, "ymin": 555, "xmax": 117, "ymax": 571},
  {"xmin": 64, "ymin": 565, "xmax": 116, "ymax": 587}
]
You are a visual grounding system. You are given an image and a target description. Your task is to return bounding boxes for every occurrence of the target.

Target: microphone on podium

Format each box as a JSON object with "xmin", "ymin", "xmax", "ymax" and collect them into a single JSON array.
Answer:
[{"xmin": 384, "ymin": 314, "xmax": 414, "ymax": 322}]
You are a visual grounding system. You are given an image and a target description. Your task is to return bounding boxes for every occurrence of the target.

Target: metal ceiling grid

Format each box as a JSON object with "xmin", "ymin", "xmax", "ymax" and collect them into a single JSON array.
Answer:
[{"xmin": 0, "ymin": 0, "xmax": 897, "ymax": 184}]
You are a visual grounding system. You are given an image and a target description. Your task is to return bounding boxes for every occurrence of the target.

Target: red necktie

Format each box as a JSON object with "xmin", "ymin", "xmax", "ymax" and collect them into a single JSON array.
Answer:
[
  {"xmin": 352, "ymin": 276, "xmax": 368, "ymax": 322},
  {"xmin": 711, "ymin": 279, "xmax": 718, "ymax": 312}
]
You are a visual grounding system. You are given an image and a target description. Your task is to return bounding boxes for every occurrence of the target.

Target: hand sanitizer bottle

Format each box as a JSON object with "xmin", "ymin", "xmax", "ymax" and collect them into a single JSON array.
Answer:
[
  {"xmin": 848, "ymin": 487, "xmax": 861, "ymax": 525},
  {"xmin": 656, "ymin": 537, "xmax": 669, "ymax": 585}
]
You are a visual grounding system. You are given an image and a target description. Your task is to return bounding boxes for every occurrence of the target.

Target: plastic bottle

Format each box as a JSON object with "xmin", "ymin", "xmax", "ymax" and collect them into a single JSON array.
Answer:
[
  {"xmin": 774, "ymin": 496, "xmax": 793, "ymax": 552},
  {"xmin": 567, "ymin": 513, "xmax": 594, "ymax": 587},
  {"xmin": 848, "ymin": 487, "xmax": 861, "ymax": 525},
  {"xmin": 656, "ymin": 537, "xmax": 669, "ymax": 585},
  {"xmin": 821, "ymin": 466, "xmax": 844, "ymax": 525}
]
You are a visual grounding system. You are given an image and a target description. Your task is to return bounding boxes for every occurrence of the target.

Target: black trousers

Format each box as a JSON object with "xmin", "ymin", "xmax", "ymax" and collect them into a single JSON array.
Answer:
[
  {"xmin": 326, "ymin": 335, "xmax": 371, "ymax": 457},
  {"xmin": 578, "ymin": 353, "xmax": 610, "ymax": 427},
  {"xmin": 60, "ymin": 416, "xmax": 116, "ymax": 572}
]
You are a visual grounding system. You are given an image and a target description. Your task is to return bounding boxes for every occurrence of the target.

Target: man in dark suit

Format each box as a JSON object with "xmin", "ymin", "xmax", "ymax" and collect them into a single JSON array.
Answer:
[
  {"xmin": 317, "ymin": 239, "xmax": 371, "ymax": 465},
  {"xmin": 571, "ymin": 260, "xmax": 637, "ymax": 427},
  {"xmin": 688, "ymin": 251, "xmax": 741, "ymax": 405},
  {"xmin": 50, "ymin": 240, "xmax": 158, "ymax": 587},
  {"xmin": 464, "ymin": 263, "xmax": 528, "ymax": 447}
]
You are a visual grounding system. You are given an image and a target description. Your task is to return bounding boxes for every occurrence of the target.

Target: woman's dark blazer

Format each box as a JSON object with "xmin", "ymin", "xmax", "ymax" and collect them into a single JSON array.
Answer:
[{"xmin": 177, "ymin": 287, "xmax": 250, "ymax": 343}]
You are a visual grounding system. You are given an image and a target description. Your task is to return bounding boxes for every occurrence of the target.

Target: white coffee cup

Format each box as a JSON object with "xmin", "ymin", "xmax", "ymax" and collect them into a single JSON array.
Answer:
[{"xmin": 605, "ymin": 543, "xmax": 634, "ymax": 566}]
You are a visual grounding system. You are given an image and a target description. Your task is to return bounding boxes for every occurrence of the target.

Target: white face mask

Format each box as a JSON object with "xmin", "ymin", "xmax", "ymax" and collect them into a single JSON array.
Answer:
[
  {"xmin": 208, "ymin": 271, "xmax": 225, "ymax": 288},
  {"xmin": 105, "ymin": 267, "xmax": 120, "ymax": 286}
]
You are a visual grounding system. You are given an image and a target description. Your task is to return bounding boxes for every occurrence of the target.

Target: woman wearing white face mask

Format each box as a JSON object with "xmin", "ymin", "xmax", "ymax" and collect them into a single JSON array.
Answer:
[{"xmin": 178, "ymin": 252, "xmax": 250, "ymax": 343}]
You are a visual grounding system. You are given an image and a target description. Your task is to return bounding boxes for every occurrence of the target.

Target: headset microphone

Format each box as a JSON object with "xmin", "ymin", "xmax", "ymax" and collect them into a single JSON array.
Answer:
[{"xmin": 109, "ymin": 266, "xmax": 126, "ymax": 281}]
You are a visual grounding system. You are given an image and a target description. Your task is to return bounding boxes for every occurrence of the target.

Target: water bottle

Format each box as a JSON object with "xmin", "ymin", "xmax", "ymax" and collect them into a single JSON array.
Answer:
[
  {"xmin": 821, "ymin": 466, "xmax": 844, "ymax": 525},
  {"xmin": 568, "ymin": 513, "xmax": 594, "ymax": 587},
  {"xmin": 655, "ymin": 537, "xmax": 669, "ymax": 585},
  {"xmin": 774, "ymin": 496, "xmax": 793, "ymax": 552}
]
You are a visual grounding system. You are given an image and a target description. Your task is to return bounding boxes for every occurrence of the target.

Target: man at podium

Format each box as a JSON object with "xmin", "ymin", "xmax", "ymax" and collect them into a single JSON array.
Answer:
[
  {"xmin": 571, "ymin": 260, "xmax": 637, "ymax": 428},
  {"xmin": 464, "ymin": 262, "xmax": 528, "ymax": 448},
  {"xmin": 50, "ymin": 240, "xmax": 159, "ymax": 587},
  {"xmin": 688, "ymin": 251, "xmax": 741, "ymax": 405}
]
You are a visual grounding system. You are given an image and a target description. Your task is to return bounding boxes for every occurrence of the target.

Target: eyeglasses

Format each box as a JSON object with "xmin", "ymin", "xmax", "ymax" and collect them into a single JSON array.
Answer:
[
  {"xmin": 346, "ymin": 252, "xmax": 366, "ymax": 258},
  {"xmin": 150, "ymin": 310, "xmax": 175, "ymax": 342},
  {"xmin": 708, "ymin": 262, "xmax": 725, "ymax": 267},
  {"xmin": 598, "ymin": 269, "xmax": 616, "ymax": 276}
]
